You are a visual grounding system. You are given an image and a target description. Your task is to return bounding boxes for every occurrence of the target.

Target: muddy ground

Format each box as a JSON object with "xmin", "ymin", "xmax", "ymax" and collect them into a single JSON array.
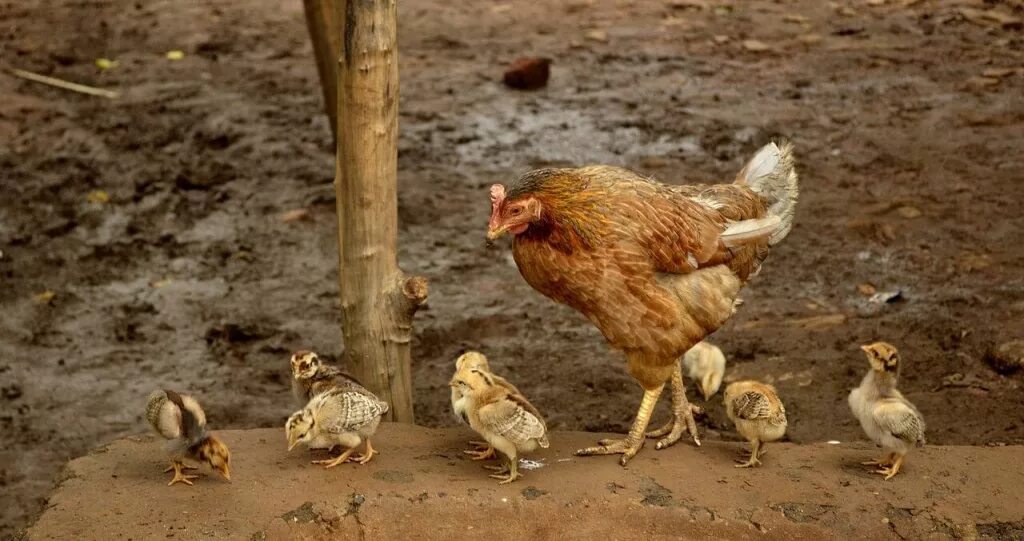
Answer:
[{"xmin": 1, "ymin": 0, "xmax": 1022, "ymax": 537}]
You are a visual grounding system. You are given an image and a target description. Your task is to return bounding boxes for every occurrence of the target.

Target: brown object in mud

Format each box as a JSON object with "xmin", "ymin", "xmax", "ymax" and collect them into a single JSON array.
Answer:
[
  {"xmin": 336, "ymin": 0, "xmax": 427, "ymax": 423},
  {"xmin": 503, "ymin": 57, "xmax": 551, "ymax": 90}
]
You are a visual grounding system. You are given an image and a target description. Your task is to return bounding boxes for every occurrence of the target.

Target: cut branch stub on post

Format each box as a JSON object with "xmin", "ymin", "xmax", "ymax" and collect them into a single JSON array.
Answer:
[
  {"xmin": 302, "ymin": 0, "xmax": 342, "ymax": 145},
  {"xmin": 335, "ymin": 0, "xmax": 426, "ymax": 423}
]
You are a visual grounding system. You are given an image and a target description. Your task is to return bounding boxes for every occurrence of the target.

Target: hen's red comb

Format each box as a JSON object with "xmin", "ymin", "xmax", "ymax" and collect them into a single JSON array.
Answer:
[{"xmin": 490, "ymin": 184, "xmax": 506, "ymax": 204}]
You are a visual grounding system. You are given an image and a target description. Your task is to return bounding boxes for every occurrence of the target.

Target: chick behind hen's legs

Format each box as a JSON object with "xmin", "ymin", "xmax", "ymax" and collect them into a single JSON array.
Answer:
[
  {"xmin": 645, "ymin": 364, "xmax": 702, "ymax": 449},
  {"xmin": 576, "ymin": 384, "xmax": 664, "ymax": 466}
]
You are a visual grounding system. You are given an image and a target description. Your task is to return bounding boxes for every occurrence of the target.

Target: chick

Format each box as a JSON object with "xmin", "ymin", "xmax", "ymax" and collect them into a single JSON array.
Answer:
[
  {"xmin": 849, "ymin": 342, "xmax": 926, "ymax": 480},
  {"xmin": 145, "ymin": 389, "xmax": 232, "ymax": 486},
  {"xmin": 290, "ymin": 350, "xmax": 362, "ymax": 405},
  {"xmin": 449, "ymin": 351, "xmax": 522, "ymax": 460},
  {"xmin": 724, "ymin": 380, "xmax": 787, "ymax": 468},
  {"xmin": 682, "ymin": 341, "xmax": 726, "ymax": 401},
  {"xmin": 452, "ymin": 368, "xmax": 548, "ymax": 484},
  {"xmin": 286, "ymin": 387, "xmax": 389, "ymax": 467}
]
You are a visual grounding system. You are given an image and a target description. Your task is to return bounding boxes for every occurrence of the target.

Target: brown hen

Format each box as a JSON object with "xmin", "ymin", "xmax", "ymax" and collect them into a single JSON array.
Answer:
[{"xmin": 486, "ymin": 142, "xmax": 798, "ymax": 465}]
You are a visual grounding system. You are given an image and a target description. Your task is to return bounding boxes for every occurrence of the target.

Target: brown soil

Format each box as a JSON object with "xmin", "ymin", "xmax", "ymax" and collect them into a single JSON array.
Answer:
[
  {"xmin": 2, "ymin": 0, "xmax": 1023, "ymax": 537},
  {"xmin": 27, "ymin": 426, "xmax": 1024, "ymax": 540}
]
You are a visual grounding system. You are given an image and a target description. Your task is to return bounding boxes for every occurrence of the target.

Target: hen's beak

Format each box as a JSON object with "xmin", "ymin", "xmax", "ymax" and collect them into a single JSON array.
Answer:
[{"xmin": 486, "ymin": 225, "xmax": 508, "ymax": 244}]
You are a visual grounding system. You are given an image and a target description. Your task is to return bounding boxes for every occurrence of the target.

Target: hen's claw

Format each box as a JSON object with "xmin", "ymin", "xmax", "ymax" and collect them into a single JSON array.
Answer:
[
  {"xmin": 645, "ymin": 364, "xmax": 702, "ymax": 449},
  {"xmin": 576, "ymin": 436, "xmax": 646, "ymax": 466}
]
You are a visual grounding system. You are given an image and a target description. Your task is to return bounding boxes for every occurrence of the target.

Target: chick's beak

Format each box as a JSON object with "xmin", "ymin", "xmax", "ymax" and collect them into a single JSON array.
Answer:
[
  {"xmin": 220, "ymin": 467, "xmax": 231, "ymax": 481},
  {"xmin": 859, "ymin": 345, "xmax": 872, "ymax": 353},
  {"xmin": 287, "ymin": 438, "xmax": 299, "ymax": 452}
]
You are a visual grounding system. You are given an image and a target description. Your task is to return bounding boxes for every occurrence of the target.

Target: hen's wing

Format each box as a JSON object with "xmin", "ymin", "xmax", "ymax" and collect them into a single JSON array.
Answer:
[
  {"xmin": 872, "ymin": 399, "xmax": 926, "ymax": 446},
  {"xmin": 477, "ymin": 396, "xmax": 547, "ymax": 446},
  {"xmin": 321, "ymin": 390, "xmax": 389, "ymax": 433}
]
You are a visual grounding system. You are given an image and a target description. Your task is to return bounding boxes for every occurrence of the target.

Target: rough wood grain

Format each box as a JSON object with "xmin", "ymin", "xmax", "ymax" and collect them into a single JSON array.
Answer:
[
  {"xmin": 335, "ymin": 0, "xmax": 425, "ymax": 423},
  {"xmin": 302, "ymin": 0, "xmax": 343, "ymax": 145}
]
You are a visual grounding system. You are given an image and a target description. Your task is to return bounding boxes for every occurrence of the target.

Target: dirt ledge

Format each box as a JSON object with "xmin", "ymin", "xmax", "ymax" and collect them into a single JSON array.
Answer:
[{"xmin": 27, "ymin": 424, "xmax": 1024, "ymax": 540}]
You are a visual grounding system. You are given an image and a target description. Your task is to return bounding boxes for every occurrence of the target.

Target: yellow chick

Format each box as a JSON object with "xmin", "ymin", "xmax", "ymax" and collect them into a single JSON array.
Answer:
[
  {"xmin": 450, "ymin": 351, "xmax": 520, "ymax": 460},
  {"xmin": 452, "ymin": 368, "xmax": 548, "ymax": 484},
  {"xmin": 849, "ymin": 342, "xmax": 926, "ymax": 480},
  {"xmin": 723, "ymin": 380, "xmax": 787, "ymax": 468},
  {"xmin": 682, "ymin": 341, "xmax": 726, "ymax": 400},
  {"xmin": 145, "ymin": 389, "xmax": 231, "ymax": 486}
]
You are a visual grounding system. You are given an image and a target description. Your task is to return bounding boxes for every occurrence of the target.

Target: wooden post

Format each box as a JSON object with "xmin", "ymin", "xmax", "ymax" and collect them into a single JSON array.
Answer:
[
  {"xmin": 336, "ymin": 0, "xmax": 426, "ymax": 423},
  {"xmin": 302, "ymin": 0, "xmax": 342, "ymax": 144}
]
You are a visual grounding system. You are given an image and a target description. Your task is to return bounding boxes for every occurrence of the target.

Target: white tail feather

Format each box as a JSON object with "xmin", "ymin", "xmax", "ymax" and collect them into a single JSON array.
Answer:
[
  {"xmin": 735, "ymin": 141, "xmax": 799, "ymax": 245},
  {"xmin": 720, "ymin": 216, "xmax": 782, "ymax": 248}
]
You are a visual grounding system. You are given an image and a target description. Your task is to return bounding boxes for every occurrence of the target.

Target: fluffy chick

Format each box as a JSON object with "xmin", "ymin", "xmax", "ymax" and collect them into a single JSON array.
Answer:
[
  {"xmin": 849, "ymin": 342, "xmax": 926, "ymax": 480},
  {"xmin": 286, "ymin": 387, "xmax": 389, "ymax": 467},
  {"xmin": 290, "ymin": 350, "xmax": 363, "ymax": 405},
  {"xmin": 450, "ymin": 351, "xmax": 521, "ymax": 460},
  {"xmin": 724, "ymin": 380, "xmax": 787, "ymax": 468},
  {"xmin": 682, "ymin": 341, "xmax": 726, "ymax": 401},
  {"xmin": 452, "ymin": 368, "xmax": 548, "ymax": 484},
  {"xmin": 145, "ymin": 389, "xmax": 231, "ymax": 486}
]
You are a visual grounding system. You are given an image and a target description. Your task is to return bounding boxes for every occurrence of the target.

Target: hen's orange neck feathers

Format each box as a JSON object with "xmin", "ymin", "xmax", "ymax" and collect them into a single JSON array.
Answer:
[{"xmin": 508, "ymin": 169, "xmax": 611, "ymax": 251}]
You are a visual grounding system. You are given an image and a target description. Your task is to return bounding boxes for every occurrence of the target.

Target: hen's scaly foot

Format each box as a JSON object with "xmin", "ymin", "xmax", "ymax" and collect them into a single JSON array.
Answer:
[
  {"xmin": 313, "ymin": 447, "xmax": 357, "ymax": 468},
  {"xmin": 464, "ymin": 445, "xmax": 496, "ymax": 460},
  {"xmin": 644, "ymin": 364, "xmax": 701, "ymax": 449},
  {"xmin": 166, "ymin": 462, "xmax": 199, "ymax": 486},
  {"xmin": 576, "ymin": 384, "xmax": 664, "ymax": 466}
]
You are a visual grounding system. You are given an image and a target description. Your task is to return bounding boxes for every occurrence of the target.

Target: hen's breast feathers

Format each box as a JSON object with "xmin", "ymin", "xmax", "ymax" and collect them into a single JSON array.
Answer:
[{"xmin": 512, "ymin": 172, "xmax": 772, "ymax": 357}]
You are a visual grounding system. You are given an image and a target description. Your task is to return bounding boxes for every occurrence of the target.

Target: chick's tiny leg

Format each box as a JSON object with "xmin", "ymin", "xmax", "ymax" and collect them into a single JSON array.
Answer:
[
  {"xmin": 352, "ymin": 439, "xmax": 377, "ymax": 465},
  {"xmin": 313, "ymin": 447, "xmax": 358, "ymax": 468},
  {"xmin": 876, "ymin": 453, "xmax": 905, "ymax": 480},
  {"xmin": 166, "ymin": 461, "xmax": 200, "ymax": 486},
  {"xmin": 489, "ymin": 457, "xmax": 521, "ymax": 484},
  {"xmin": 163, "ymin": 463, "xmax": 198, "ymax": 472},
  {"xmin": 735, "ymin": 440, "xmax": 762, "ymax": 468},
  {"xmin": 862, "ymin": 453, "xmax": 894, "ymax": 467},
  {"xmin": 464, "ymin": 445, "xmax": 496, "ymax": 460},
  {"xmin": 576, "ymin": 384, "xmax": 664, "ymax": 466},
  {"xmin": 644, "ymin": 364, "xmax": 703, "ymax": 449}
]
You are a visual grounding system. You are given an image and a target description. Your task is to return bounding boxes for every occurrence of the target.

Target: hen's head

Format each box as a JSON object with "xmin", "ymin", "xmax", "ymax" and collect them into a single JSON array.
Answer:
[{"xmin": 487, "ymin": 183, "xmax": 543, "ymax": 242}]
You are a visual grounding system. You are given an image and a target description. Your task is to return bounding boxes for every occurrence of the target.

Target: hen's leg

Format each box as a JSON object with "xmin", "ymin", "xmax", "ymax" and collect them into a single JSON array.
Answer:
[
  {"xmin": 644, "ymin": 364, "xmax": 703, "ymax": 449},
  {"xmin": 576, "ymin": 384, "xmax": 664, "ymax": 466}
]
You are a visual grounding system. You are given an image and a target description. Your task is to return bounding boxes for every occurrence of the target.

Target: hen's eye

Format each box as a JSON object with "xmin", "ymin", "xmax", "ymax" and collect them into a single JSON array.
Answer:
[{"xmin": 510, "ymin": 207, "xmax": 522, "ymax": 216}]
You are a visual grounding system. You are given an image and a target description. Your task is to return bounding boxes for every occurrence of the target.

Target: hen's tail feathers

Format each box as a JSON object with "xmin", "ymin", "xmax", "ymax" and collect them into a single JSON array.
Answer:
[{"xmin": 735, "ymin": 141, "xmax": 799, "ymax": 245}]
